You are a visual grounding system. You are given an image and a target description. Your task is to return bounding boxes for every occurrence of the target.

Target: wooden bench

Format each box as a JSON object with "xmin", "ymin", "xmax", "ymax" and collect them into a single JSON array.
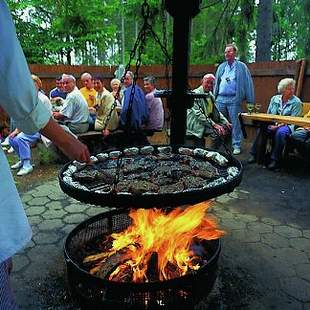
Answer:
[{"xmin": 302, "ymin": 102, "xmax": 310, "ymax": 117}]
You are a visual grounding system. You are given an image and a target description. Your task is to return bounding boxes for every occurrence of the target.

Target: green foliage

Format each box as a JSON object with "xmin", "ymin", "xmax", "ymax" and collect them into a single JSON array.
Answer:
[{"xmin": 6, "ymin": 0, "xmax": 309, "ymax": 65}]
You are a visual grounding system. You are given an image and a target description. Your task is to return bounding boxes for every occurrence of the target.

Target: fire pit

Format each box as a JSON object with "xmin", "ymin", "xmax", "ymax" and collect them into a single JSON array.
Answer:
[
  {"xmin": 60, "ymin": 146, "xmax": 236, "ymax": 308},
  {"xmin": 60, "ymin": 1, "xmax": 243, "ymax": 307},
  {"xmin": 64, "ymin": 207, "xmax": 221, "ymax": 309}
]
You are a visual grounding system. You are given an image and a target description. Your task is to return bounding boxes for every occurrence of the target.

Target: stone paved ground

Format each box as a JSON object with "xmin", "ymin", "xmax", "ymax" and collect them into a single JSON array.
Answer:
[{"xmin": 11, "ymin": 153, "xmax": 310, "ymax": 310}]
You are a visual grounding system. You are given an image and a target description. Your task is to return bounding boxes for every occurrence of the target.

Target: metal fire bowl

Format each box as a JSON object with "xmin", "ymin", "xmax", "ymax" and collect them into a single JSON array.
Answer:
[
  {"xmin": 64, "ymin": 209, "xmax": 221, "ymax": 308},
  {"xmin": 58, "ymin": 145, "xmax": 243, "ymax": 209}
]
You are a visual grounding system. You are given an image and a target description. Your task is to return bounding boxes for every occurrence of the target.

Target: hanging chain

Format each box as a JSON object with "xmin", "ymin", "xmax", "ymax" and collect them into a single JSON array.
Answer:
[{"xmin": 119, "ymin": 0, "xmax": 172, "ymax": 132}]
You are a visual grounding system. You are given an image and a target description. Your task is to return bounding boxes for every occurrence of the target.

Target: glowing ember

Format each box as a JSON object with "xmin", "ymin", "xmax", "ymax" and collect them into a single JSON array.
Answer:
[{"xmin": 83, "ymin": 201, "xmax": 224, "ymax": 282}]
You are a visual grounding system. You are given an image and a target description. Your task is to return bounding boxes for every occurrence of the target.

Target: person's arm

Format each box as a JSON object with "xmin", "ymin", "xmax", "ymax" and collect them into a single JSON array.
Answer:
[
  {"xmin": 243, "ymin": 63, "xmax": 255, "ymax": 104},
  {"xmin": 40, "ymin": 118, "xmax": 90, "ymax": 162},
  {"xmin": 290, "ymin": 98, "xmax": 303, "ymax": 117}
]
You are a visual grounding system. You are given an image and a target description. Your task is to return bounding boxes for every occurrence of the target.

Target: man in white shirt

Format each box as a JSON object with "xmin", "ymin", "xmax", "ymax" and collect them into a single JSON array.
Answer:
[
  {"xmin": 53, "ymin": 74, "xmax": 89, "ymax": 134},
  {"xmin": 0, "ymin": 2, "xmax": 90, "ymax": 308}
]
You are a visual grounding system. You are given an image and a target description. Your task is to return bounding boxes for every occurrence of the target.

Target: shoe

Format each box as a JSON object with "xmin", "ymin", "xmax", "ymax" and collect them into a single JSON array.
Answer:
[
  {"xmin": 11, "ymin": 161, "xmax": 22, "ymax": 169},
  {"xmin": 1, "ymin": 137, "xmax": 10, "ymax": 147},
  {"xmin": 247, "ymin": 154, "xmax": 256, "ymax": 164},
  {"xmin": 17, "ymin": 166, "xmax": 33, "ymax": 176},
  {"xmin": 267, "ymin": 160, "xmax": 280, "ymax": 171},
  {"xmin": 7, "ymin": 146, "xmax": 14, "ymax": 153},
  {"xmin": 232, "ymin": 148, "xmax": 241, "ymax": 155}
]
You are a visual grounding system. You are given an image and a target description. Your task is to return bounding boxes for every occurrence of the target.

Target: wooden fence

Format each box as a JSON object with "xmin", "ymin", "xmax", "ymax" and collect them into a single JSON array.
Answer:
[{"xmin": 30, "ymin": 60, "xmax": 310, "ymax": 113}]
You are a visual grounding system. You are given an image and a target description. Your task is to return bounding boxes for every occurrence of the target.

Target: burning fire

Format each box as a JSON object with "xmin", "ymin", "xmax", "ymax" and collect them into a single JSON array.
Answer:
[{"xmin": 84, "ymin": 201, "xmax": 224, "ymax": 283}]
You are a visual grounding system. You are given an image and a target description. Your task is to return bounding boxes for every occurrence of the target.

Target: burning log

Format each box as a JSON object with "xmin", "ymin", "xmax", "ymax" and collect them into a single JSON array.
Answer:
[{"xmin": 82, "ymin": 201, "xmax": 225, "ymax": 283}]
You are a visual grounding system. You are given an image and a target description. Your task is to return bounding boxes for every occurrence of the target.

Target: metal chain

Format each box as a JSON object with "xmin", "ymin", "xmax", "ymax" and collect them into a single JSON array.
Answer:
[{"xmin": 119, "ymin": 0, "xmax": 172, "ymax": 132}]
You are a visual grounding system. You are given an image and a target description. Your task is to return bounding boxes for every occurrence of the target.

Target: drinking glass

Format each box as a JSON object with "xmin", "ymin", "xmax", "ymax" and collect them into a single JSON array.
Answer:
[
  {"xmin": 247, "ymin": 103, "xmax": 254, "ymax": 114},
  {"xmin": 255, "ymin": 103, "xmax": 262, "ymax": 113}
]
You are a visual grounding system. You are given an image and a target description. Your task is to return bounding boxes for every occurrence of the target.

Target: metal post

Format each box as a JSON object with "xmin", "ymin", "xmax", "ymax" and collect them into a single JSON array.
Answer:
[{"xmin": 165, "ymin": 0, "xmax": 201, "ymax": 145}]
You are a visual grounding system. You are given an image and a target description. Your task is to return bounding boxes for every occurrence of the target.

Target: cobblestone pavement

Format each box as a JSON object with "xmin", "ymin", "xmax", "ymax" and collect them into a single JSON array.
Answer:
[{"xmin": 11, "ymin": 157, "xmax": 310, "ymax": 310}]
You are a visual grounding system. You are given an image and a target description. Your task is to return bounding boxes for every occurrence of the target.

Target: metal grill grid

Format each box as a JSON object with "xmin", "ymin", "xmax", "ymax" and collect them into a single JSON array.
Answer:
[{"xmin": 59, "ymin": 146, "xmax": 243, "ymax": 209}]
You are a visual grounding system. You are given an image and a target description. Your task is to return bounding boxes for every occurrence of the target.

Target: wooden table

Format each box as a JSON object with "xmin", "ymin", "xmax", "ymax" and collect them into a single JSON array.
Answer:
[
  {"xmin": 241, "ymin": 113, "xmax": 310, "ymax": 127},
  {"xmin": 241, "ymin": 113, "xmax": 310, "ymax": 165}
]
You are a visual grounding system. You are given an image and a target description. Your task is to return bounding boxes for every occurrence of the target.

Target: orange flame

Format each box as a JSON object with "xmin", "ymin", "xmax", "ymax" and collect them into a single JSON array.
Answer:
[{"xmin": 84, "ymin": 201, "xmax": 224, "ymax": 282}]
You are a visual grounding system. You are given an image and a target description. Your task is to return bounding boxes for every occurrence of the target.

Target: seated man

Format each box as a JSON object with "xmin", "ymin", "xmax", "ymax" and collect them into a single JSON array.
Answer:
[
  {"xmin": 185, "ymin": 73, "xmax": 231, "ymax": 149},
  {"xmin": 143, "ymin": 75, "xmax": 164, "ymax": 135},
  {"xmin": 49, "ymin": 75, "xmax": 67, "ymax": 101},
  {"xmin": 93, "ymin": 74, "xmax": 119, "ymax": 136},
  {"xmin": 53, "ymin": 74, "xmax": 89, "ymax": 135},
  {"xmin": 9, "ymin": 74, "xmax": 52, "ymax": 176},
  {"xmin": 79, "ymin": 72, "xmax": 97, "ymax": 126},
  {"xmin": 248, "ymin": 78, "xmax": 302, "ymax": 170},
  {"xmin": 289, "ymin": 108, "xmax": 310, "ymax": 157},
  {"xmin": 120, "ymin": 71, "xmax": 149, "ymax": 131}
]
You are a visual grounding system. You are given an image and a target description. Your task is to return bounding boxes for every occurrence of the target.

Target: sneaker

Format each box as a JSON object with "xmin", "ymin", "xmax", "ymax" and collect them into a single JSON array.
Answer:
[
  {"xmin": 11, "ymin": 161, "xmax": 22, "ymax": 169},
  {"xmin": 247, "ymin": 154, "xmax": 256, "ymax": 164},
  {"xmin": 1, "ymin": 137, "xmax": 10, "ymax": 147},
  {"xmin": 267, "ymin": 160, "xmax": 280, "ymax": 171},
  {"xmin": 232, "ymin": 148, "xmax": 241, "ymax": 155},
  {"xmin": 17, "ymin": 166, "xmax": 33, "ymax": 176}
]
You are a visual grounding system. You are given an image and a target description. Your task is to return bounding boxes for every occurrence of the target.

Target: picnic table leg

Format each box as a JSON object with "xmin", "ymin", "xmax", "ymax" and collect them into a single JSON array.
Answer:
[{"xmin": 256, "ymin": 123, "xmax": 269, "ymax": 165}]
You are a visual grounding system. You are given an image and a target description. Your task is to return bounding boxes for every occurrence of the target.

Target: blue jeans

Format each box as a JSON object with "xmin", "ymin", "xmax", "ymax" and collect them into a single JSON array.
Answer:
[
  {"xmin": 216, "ymin": 102, "xmax": 242, "ymax": 149},
  {"xmin": 270, "ymin": 125, "xmax": 291, "ymax": 162}
]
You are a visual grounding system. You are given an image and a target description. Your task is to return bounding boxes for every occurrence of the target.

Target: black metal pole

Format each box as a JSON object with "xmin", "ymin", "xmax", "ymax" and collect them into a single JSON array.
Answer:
[
  {"xmin": 169, "ymin": 16, "xmax": 191, "ymax": 145},
  {"xmin": 165, "ymin": 0, "xmax": 201, "ymax": 145}
]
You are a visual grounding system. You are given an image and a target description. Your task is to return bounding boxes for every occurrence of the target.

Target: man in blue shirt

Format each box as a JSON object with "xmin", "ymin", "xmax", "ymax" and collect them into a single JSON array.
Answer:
[
  {"xmin": 120, "ymin": 71, "xmax": 149, "ymax": 131},
  {"xmin": 214, "ymin": 43, "xmax": 255, "ymax": 155},
  {"xmin": 49, "ymin": 76, "xmax": 67, "ymax": 100}
]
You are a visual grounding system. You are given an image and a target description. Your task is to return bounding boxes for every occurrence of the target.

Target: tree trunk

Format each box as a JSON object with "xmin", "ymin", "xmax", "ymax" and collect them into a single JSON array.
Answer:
[{"xmin": 255, "ymin": 0, "xmax": 273, "ymax": 61}]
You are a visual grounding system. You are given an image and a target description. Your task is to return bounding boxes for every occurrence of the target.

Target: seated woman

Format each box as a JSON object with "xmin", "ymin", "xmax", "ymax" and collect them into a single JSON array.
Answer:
[
  {"xmin": 185, "ymin": 73, "xmax": 232, "ymax": 149},
  {"xmin": 9, "ymin": 74, "xmax": 52, "ymax": 176},
  {"xmin": 110, "ymin": 78, "xmax": 123, "ymax": 113},
  {"xmin": 248, "ymin": 78, "xmax": 302, "ymax": 170}
]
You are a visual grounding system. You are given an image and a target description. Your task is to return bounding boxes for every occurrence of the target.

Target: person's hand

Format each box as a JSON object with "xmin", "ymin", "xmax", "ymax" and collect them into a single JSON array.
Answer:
[
  {"xmin": 52, "ymin": 111, "xmax": 63, "ymax": 120},
  {"xmin": 213, "ymin": 124, "xmax": 226, "ymax": 135},
  {"xmin": 8, "ymin": 128, "xmax": 20, "ymax": 138},
  {"xmin": 226, "ymin": 122, "xmax": 232, "ymax": 130},
  {"xmin": 89, "ymin": 107, "xmax": 96, "ymax": 113},
  {"xmin": 40, "ymin": 118, "xmax": 90, "ymax": 163},
  {"xmin": 102, "ymin": 128, "xmax": 110, "ymax": 137},
  {"xmin": 268, "ymin": 125, "xmax": 277, "ymax": 131},
  {"xmin": 57, "ymin": 135, "xmax": 90, "ymax": 163}
]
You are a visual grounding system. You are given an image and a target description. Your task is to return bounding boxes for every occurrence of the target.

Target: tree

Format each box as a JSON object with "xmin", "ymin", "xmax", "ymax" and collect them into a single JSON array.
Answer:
[{"xmin": 255, "ymin": 0, "xmax": 273, "ymax": 61}]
